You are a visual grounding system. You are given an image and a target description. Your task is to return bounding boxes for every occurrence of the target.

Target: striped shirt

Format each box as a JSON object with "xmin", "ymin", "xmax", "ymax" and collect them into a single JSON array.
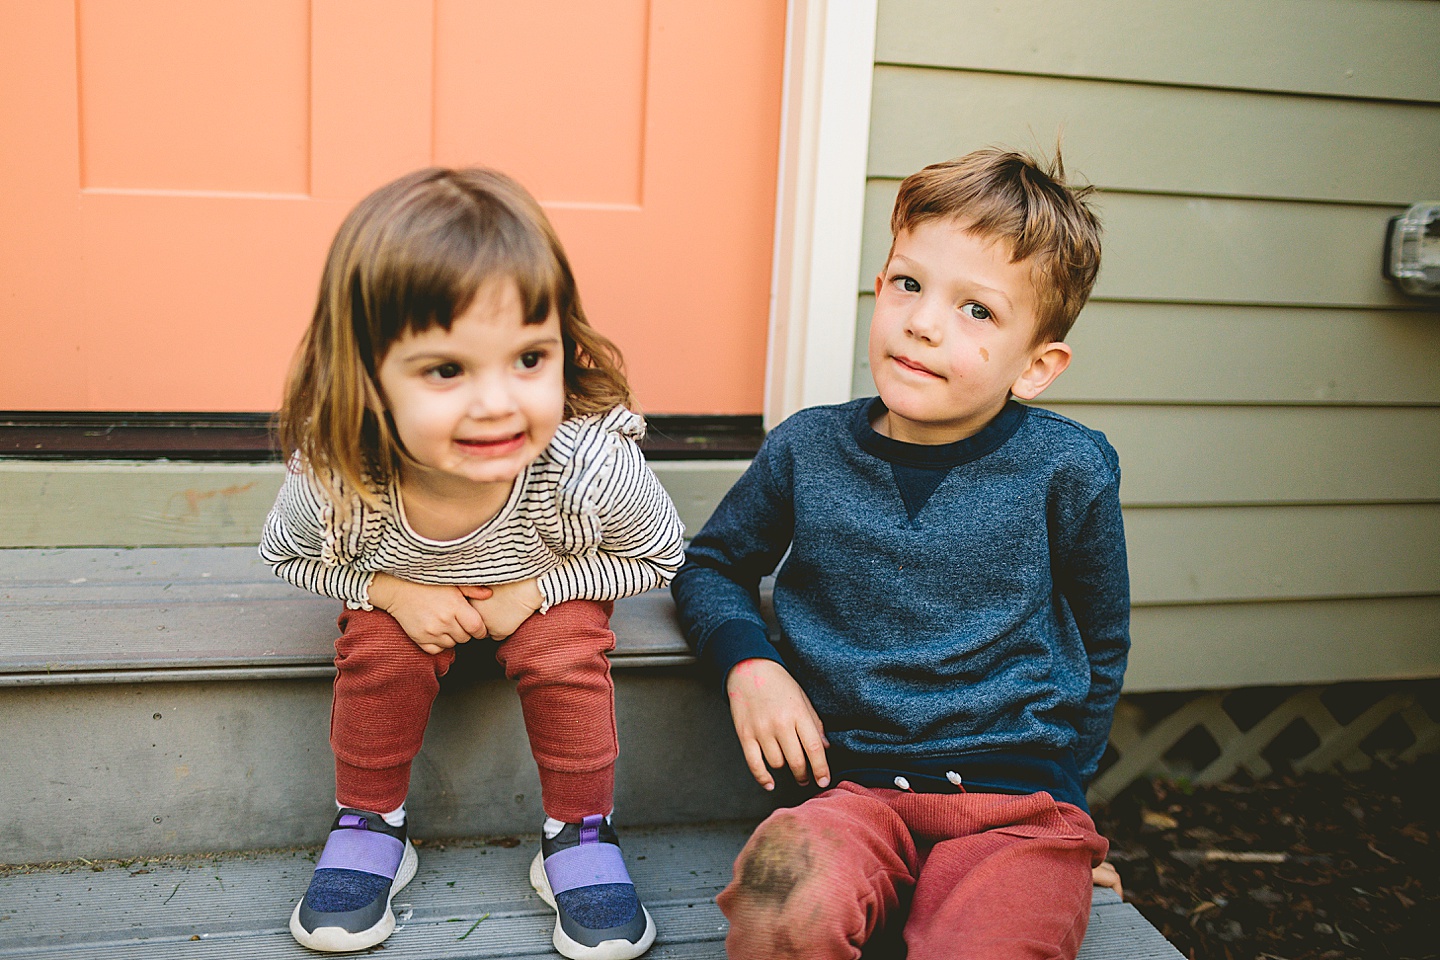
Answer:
[{"xmin": 259, "ymin": 406, "xmax": 685, "ymax": 611}]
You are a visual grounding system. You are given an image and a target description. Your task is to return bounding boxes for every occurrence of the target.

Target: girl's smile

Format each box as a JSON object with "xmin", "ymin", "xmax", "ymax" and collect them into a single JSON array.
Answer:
[{"xmin": 376, "ymin": 276, "xmax": 566, "ymax": 520}]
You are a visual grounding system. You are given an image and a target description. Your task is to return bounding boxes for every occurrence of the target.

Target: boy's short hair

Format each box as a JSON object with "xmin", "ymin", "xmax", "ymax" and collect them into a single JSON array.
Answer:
[{"xmin": 890, "ymin": 147, "xmax": 1101, "ymax": 344}]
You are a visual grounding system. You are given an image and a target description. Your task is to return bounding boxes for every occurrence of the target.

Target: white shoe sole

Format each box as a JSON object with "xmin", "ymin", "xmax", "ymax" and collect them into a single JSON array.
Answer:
[
  {"xmin": 290, "ymin": 839, "xmax": 418, "ymax": 953},
  {"xmin": 529, "ymin": 850, "xmax": 657, "ymax": 960}
]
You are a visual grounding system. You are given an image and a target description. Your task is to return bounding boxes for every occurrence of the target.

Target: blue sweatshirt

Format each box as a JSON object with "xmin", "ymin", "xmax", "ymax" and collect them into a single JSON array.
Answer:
[{"xmin": 671, "ymin": 397, "xmax": 1130, "ymax": 811}]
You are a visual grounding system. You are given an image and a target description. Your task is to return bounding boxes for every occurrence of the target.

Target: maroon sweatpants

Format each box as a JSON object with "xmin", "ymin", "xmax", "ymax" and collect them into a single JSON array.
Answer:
[
  {"xmin": 328, "ymin": 600, "xmax": 618, "ymax": 823},
  {"xmin": 719, "ymin": 782, "xmax": 1108, "ymax": 960}
]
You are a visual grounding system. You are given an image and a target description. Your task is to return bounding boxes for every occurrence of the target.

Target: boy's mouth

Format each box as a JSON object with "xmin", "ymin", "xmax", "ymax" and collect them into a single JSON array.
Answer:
[{"xmin": 892, "ymin": 354, "xmax": 943, "ymax": 379}]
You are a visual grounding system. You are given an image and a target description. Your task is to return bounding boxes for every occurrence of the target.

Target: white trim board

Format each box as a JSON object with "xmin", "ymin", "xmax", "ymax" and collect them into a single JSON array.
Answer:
[{"xmin": 764, "ymin": 0, "xmax": 879, "ymax": 430}]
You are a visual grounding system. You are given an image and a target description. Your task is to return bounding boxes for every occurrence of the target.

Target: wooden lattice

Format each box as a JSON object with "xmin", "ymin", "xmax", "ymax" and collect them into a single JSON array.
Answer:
[{"xmin": 1088, "ymin": 680, "xmax": 1440, "ymax": 805}]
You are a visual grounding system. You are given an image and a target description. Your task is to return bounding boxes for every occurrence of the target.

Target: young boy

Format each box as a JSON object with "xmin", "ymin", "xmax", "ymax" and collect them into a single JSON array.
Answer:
[{"xmin": 671, "ymin": 147, "xmax": 1129, "ymax": 959}]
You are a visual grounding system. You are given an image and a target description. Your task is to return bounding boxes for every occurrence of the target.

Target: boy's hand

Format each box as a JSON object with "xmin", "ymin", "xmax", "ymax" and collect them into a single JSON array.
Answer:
[
  {"xmin": 462, "ymin": 579, "xmax": 543, "ymax": 640},
  {"xmin": 1092, "ymin": 861, "xmax": 1123, "ymax": 898},
  {"xmin": 369, "ymin": 573, "xmax": 491, "ymax": 655},
  {"xmin": 726, "ymin": 658, "xmax": 830, "ymax": 792}
]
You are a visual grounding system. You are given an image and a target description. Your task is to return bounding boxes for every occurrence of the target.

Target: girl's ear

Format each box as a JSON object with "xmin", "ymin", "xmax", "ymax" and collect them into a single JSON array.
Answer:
[{"xmin": 1010, "ymin": 341, "xmax": 1072, "ymax": 401}]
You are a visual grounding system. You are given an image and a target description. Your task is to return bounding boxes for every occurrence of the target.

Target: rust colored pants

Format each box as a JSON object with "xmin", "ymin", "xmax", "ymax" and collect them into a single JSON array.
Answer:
[
  {"xmin": 719, "ymin": 782, "xmax": 1108, "ymax": 960},
  {"xmin": 328, "ymin": 600, "xmax": 618, "ymax": 822}
]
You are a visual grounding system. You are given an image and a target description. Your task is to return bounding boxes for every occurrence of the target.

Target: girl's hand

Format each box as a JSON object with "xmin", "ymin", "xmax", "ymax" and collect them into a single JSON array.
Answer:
[
  {"xmin": 726, "ymin": 658, "xmax": 831, "ymax": 792},
  {"xmin": 369, "ymin": 573, "xmax": 492, "ymax": 654},
  {"xmin": 1092, "ymin": 861, "xmax": 1123, "ymax": 898},
  {"xmin": 462, "ymin": 579, "xmax": 542, "ymax": 640}
]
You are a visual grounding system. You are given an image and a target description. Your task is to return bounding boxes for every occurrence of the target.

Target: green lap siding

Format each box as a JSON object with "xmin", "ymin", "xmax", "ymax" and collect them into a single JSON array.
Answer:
[{"xmin": 859, "ymin": 0, "xmax": 1440, "ymax": 690}]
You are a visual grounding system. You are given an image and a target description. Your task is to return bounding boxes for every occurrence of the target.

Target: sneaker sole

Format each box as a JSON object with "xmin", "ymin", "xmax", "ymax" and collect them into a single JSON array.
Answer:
[
  {"xmin": 290, "ymin": 839, "xmax": 418, "ymax": 953},
  {"xmin": 529, "ymin": 850, "xmax": 657, "ymax": 960}
]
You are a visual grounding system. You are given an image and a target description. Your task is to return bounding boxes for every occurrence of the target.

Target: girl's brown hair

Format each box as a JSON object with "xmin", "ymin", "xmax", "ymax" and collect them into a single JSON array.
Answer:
[{"xmin": 279, "ymin": 168, "xmax": 632, "ymax": 506}]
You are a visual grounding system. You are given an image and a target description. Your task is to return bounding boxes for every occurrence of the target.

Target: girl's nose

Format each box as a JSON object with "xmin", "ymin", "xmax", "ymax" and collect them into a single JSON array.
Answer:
[{"xmin": 467, "ymin": 374, "xmax": 519, "ymax": 418}]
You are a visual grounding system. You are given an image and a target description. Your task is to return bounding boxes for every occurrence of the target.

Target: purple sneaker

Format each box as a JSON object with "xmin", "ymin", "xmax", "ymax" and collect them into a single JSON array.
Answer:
[
  {"xmin": 529, "ymin": 815, "xmax": 656, "ymax": 960},
  {"xmin": 289, "ymin": 808, "xmax": 418, "ymax": 952}
]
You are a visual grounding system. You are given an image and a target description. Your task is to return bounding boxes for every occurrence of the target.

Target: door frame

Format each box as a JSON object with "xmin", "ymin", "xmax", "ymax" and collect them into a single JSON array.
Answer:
[{"xmin": 764, "ymin": 0, "xmax": 878, "ymax": 428}]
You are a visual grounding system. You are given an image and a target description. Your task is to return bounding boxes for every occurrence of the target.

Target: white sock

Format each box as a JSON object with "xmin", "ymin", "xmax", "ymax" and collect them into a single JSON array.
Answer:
[
  {"xmin": 543, "ymin": 811, "xmax": 612, "ymax": 839},
  {"xmin": 337, "ymin": 799, "xmax": 406, "ymax": 827}
]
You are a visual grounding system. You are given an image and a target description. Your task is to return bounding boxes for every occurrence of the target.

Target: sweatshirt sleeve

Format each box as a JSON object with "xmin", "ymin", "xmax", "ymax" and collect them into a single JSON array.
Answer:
[
  {"xmin": 1052, "ymin": 465, "xmax": 1131, "ymax": 784},
  {"xmin": 670, "ymin": 431, "xmax": 795, "ymax": 683},
  {"xmin": 258, "ymin": 463, "xmax": 376, "ymax": 607},
  {"xmin": 534, "ymin": 412, "xmax": 686, "ymax": 609}
]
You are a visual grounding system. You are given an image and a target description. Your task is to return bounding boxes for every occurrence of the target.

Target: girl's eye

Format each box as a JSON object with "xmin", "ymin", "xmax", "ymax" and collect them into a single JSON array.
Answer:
[
  {"xmin": 516, "ymin": 351, "xmax": 545, "ymax": 370},
  {"xmin": 960, "ymin": 302, "xmax": 992, "ymax": 321},
  {"xmin": 896, "ymin": 276, "xmax": 921, "ymax": 293},
  {"xmin": 428, "ymin": 362, "xmax": 463, "ymax": 380}
]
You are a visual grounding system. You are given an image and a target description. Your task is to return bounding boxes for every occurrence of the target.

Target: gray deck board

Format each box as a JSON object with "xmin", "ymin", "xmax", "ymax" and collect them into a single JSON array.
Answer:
[
  {"xmin": 0, "ymin": 822, "xmax": 745, "ymax": 959},
  {"xmin": 0, "ymin": 547, "xmax": 695, "ymax": 683},
  {"xmin": 0, "ymin": 821, "xmax": 1178, "ymax": 959}
]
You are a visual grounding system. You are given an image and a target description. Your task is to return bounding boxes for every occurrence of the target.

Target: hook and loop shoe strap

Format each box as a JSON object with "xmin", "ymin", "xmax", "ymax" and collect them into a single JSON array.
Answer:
[
  {"xmin": 316, "ymin": 810, "xmax": 406, "ymax": 879},
  {"xmin": 544, "ymin": 817, "xmax": 632, "ymax": 895}
]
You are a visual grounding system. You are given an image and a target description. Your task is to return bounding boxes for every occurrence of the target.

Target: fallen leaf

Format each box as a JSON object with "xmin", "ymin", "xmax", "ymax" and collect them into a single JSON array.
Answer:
[{"xmin": 1142, "ymin": 809, "xmax": 1179, "ymax": 831}]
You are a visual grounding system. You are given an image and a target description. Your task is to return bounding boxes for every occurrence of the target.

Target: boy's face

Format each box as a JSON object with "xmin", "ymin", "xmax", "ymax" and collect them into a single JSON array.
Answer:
[{"xmin": 868, "ymin": 219, "xmax": 1070, "ymax": 445}]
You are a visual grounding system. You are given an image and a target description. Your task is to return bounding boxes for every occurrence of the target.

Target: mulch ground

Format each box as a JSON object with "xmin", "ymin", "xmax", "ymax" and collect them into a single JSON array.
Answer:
[{"xmin": 1090, "ymin": 754, "xmax": 1438, "ymax": 960}]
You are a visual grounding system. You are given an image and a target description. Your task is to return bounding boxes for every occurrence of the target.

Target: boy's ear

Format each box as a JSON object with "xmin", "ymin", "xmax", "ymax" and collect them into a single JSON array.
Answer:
[
  {"xmin": 874, "ymin": 272, "xmax": 884, "ymax": 296},
  {"xmin": 1010, "ymin": 341, "xmax": 1072, "ymax": 401}
]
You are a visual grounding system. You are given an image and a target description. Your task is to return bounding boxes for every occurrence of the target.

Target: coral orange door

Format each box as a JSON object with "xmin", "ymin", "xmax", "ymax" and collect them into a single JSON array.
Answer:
[{"xmin": 0, "ymin": 1, "xmax": 784, "ymax": 414}]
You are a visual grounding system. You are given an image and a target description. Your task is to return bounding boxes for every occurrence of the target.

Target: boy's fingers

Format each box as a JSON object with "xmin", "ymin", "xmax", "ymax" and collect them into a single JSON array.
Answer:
[
  {"xmin": 759, "ymin": 737, "xmax": 787, "ymax": 776},
  {"xmin": 1092, "ymin": 862, "xmax": 1123, "ymax": 897},
  {"xmin": 779, "ymin": 731, "xmax": 812, "ymax": 785},
  {"xmin": 458, "ymin": 585, "xmax": 494, "ymax": 600},
  {"xmin": 739, "ymin": 738, "xmax": 774, "ymax": 791},
  {"xmin": 801, "ymin": 733, "xmax": 830, "ymax": 788}
]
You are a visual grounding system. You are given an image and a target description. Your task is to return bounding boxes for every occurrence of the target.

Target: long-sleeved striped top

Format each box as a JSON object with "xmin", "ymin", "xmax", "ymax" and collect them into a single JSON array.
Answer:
[{"xmin": 259, "ymin": 406, "xmax": 685, "ymax": 611}]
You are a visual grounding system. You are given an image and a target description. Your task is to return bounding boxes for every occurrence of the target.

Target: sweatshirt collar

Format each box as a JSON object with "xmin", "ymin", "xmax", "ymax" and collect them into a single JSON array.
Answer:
[{"xmin": 851, "ymin": 397, "xmax": 1028, "ymax": 467}]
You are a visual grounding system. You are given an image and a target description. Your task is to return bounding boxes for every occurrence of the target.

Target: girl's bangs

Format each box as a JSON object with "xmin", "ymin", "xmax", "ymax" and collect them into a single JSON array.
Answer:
[{"xmin": 388, "ymin": 211, "xmax": 565, "ymax": 342}]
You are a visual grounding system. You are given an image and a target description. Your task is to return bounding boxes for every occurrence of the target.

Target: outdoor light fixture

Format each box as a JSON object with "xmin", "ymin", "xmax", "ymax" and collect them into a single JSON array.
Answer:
[{"xmin": 1384, "ymin": 202, "xmax": 1440, "ymax": 300}]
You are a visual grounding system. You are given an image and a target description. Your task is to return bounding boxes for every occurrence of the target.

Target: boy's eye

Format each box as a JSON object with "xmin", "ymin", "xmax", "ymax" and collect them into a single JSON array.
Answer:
[
  {"xmin": 960, "ymin": 302, "xmax": 992, "ymax": 321},
  {"xmin": 428, "ymin": 362, "xmax": 463, "ymax": 379},
  {"xmin": 516, "ymin": 350, "xmax": 545, "ymax": 370},
  {"xmin": 896, "ymin": 276, "xmax": 921, "ymax": 293}
]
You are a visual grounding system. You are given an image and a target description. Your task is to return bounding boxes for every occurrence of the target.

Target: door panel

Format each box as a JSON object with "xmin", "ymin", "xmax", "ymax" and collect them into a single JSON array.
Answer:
[{"xmin": 0, "ymin": 1, "xmax": 784, "ymax": 414}]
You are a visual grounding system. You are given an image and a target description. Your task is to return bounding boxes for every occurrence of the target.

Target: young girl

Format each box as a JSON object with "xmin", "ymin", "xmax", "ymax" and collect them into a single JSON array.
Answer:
[{"xmin": 260, "ymin": 168, "xmax": 683, "ymax": 959}]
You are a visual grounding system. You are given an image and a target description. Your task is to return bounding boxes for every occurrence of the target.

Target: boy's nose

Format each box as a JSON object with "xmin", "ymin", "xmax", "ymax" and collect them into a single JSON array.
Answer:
[{"xmin": 905, "ymin": 302, "xmax": 944, "ymax": 343}]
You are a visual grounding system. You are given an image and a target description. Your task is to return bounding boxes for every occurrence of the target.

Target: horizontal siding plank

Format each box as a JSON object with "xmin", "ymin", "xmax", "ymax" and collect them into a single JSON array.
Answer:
[
  {"xmin": 1127, "ymin": 504, "xmax": 1440, "ymax": 605},
  {"xmin": 868, "ymin": 66, "xmax": 1440, "ymax": 206},
  {"xmin": 876, "ymin": 0, "xmax": 1440, "ymax": 103},
  {"xmin": 1057, "ymin": 302, "xmax": 1440, "ymax": 405},
  {"xmin": 1044, "ymin": 404, "xmax": 1440, "ymax": 505},
  {"xmin": 862, "ymin": 182, "xmax": 1415, "ymax": 308},
  {"xmin": 852, "ymin": 298, "xmax": 1440, "ymax": 405},
  {"xmin": 1126, "ymin": 596, "xmax": 1440, "ymax": 691}
]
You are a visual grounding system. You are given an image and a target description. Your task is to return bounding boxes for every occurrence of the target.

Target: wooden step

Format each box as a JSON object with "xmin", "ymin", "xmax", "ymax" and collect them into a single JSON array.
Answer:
[
  {"xmin": 0, "ymin": 821, "xmax": 1181, "ymax": 959},
  {"xmin": 0, "ymin": 546, "xmax": 698, "ymax": 686},
  {"xmin": 0, "ymin": 547, "xmax": 770, "ymax": 864},
  {"xmin": 0, "ymin": 546, "xmax": 1184, "ymax": 957}
]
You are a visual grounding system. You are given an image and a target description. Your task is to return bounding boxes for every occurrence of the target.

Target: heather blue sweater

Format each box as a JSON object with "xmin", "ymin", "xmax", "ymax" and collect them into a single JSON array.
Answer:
[{"xmin": 671, "ymin": 397, "xmax": 1130, "ymax": 810}]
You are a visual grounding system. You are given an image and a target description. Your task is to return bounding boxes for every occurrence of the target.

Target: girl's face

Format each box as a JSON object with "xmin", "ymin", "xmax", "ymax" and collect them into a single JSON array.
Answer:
[{"xmin": 377, "ymin": 277, "xmax": 566, "ymax": 494}]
